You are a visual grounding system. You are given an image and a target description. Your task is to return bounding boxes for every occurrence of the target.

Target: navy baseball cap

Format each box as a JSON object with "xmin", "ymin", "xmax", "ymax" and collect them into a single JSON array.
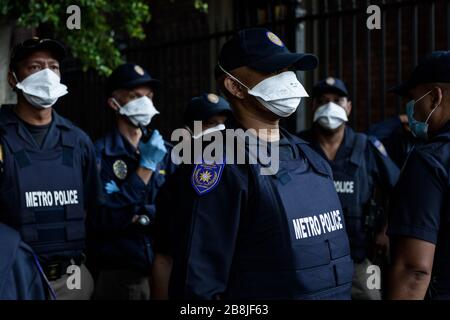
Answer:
[
  {"xmin": 107, "ymin": 63, "xmax": 161, "ymax": 94},
  {"xmin": 216, "ymin": 28, "xmax": 318, "ymax": 77},
  {"xmin": 390, "ymin": 51, "xmax": 450, "ymax": 96},
  {"xmin": 313, "ymin": 77, "xmax": 349, "ymax": 98},
  {"xmin": 10, "ymin": 37, "xmax": 66, "ymax": 71},
  {"xmin": 184, "ymin": 93, "xmax": 232, "ymax": 125}
]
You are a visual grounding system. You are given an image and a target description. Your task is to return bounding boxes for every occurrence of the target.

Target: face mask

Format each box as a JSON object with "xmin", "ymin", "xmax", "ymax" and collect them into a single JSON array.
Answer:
[
  {"xmin": 219, "ymin": 64, "xmax": 308, "ymax": 117},
  {"xmin": 192, "ymin": 123, "xmax": 225, "ymax": 139},
  {"xmin": 14, "ymin": 68, "xmax": 68, "ymax": 109},
  {"xmin": 406, "ymin": 90, "xmax": 439, "ymax": 140},
  {"xmin": 113, "ymin": 96, "xmax": 160, "ymax": 127},
  {"xmin": 313, "ymin": 101, "xmax": 349, "ymax": 130}
]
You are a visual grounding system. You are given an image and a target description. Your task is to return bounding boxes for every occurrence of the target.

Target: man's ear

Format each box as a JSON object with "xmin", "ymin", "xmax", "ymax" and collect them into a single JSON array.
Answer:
[
  {"xmin": 432, "ymin": 86, "xmax": 444, "ymax": 108},
  {"xmin": 346, "ymin": 100, "xmax": 352, "ymax": 116},
  {"xmin": 107, "ymin": 97, "xmax": 120, "ymax": 111},
  {"xmin": 223, "ymin": 77, "xmax": 245, "ymax": 99},
  {"xmin": 7, "ymin": 71, "xmax": 18, "ymax": 89}
]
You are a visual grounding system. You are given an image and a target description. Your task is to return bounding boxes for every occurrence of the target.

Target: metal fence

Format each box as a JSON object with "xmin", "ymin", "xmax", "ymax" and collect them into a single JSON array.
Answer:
[{"xmin": 57, "ymin": 0, "xmax": 450, "ymax": 141}]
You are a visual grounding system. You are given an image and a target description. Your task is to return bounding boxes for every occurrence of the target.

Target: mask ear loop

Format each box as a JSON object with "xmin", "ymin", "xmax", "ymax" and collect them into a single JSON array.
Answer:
[
  {"xmin": 424, "ymin": 90, "xmax": 442, "ymax": 125},
  {"xmin": 217, "ymin": 62, "xmax": 250, "ymax": 90},
  {"xmin": 11, "ymin": 72, "xmax": 20, "ymax": 92},
  {"xmin": 425, "ymin": 103, "xmax": 440, "ymax": 124},
  {"xmin": 415, "ymin": 90, "xmax": 433, "ymax": 104},
  {"xmin": 410, "ymin": 90, "xmax": 432, "ymax": 121},
  {"xmin": 111, "ymin": 98, "xmax": 124, "ymax": 115}
]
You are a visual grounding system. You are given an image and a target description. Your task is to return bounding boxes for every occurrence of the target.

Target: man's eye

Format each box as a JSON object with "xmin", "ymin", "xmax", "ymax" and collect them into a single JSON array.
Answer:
[
  {"xmin": 29, "ymin": 65, "xmax": 40, "ymax": 71},
  {"xmin": 50, "ymin": 65, "xmax": 59, "ymax": 70}
]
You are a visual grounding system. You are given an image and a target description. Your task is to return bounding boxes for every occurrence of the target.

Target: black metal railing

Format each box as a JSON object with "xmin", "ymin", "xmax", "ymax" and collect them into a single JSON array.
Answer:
[{"xmin": 57, "ymin": 0, "xmax": 449, "ymax": 140}]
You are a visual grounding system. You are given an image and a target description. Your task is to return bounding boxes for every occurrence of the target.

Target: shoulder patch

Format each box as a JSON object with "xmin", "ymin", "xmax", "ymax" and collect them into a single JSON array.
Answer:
[
  {"xmin": 191, "ymin": 163, "xmax": 224, "ymax": 195},
  {"xmin": 370, "ymin": 137, "xmax": 388, "ymax": 157}
]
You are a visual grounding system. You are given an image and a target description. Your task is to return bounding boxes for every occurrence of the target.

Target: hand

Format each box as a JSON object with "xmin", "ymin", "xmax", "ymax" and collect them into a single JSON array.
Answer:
[
  {"xmin": 139, "ymin": 129, "xmax": 167, "ymax": 171},
  {"xmin": 105, "ymin": 180, "xmax": 120, "ymax": 194},
  {"xmin": 398, "ymin": 114, "xmax": 408, "ymax": 124}
]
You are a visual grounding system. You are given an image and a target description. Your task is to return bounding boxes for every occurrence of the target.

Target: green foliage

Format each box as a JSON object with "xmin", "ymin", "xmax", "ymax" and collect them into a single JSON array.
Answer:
[
  {"xmin": 194, "ymin": 0, "xmax": 208, "ymax": 13},
  {"xmin": 0, "ymin": 0, "xmax": 209, "ymax": 75},
  {"xmin": 0, "ymin": 0, "xmax": 151, "ymax": 75}
]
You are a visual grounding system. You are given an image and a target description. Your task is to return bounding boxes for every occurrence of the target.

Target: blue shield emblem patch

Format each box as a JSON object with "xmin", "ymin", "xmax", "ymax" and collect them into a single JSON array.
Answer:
[{"xmin": 191, "ymin": 163, "xmax": 224, "ymax": 195}]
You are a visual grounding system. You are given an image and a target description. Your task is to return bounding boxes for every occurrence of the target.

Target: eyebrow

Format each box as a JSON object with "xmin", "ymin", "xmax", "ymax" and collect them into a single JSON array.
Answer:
[{"xmin": 25, "ymin": 58, "xmax": 59, "ymax": 64}]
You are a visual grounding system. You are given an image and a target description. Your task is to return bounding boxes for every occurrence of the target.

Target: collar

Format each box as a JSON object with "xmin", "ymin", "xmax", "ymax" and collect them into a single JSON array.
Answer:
[
  {"xmin": 103, "ymin": 127, "xmax": 138, "ymax": 158},
  {"xmin": 0, "ymin": 105, "xmax": 72, "ymax": 130},
  {"xmin": 342, "ymin": 125, "xmax": 356, "ymax": 149}
]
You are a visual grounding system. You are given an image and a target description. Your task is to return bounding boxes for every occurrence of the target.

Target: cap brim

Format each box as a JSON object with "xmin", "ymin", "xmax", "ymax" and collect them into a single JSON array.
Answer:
[
  {"xmin": 122, "ymin": 78, "xmax": 161, "ymax": 90},
  {"xmin": 201, "ymin": 107, "xmax": 233, "ymax": 121},
  {"xmin": 249, "ymin": 53, "xmax": 318, "ymax": 73},
  {"xmin": 313, "ymin": 87, "xmax": 348, "ymax": 98},
  {"xmin": 388, "ymin": 80, "xmax": 415, "ymax": 96},
  {"xmin": 38, "ymin": 41, "xmax": 66, "ymax": 61},
  {"xmin": 11, "ymin": 40, "xmax": 66, "ymax": 67}
]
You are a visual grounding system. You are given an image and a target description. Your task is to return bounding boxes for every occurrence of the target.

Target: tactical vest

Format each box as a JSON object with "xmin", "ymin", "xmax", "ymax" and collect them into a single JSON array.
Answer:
[
  {"xmin": 0, "ymin": 125, "xmax": 85, "ymax": 260},
  {"xmin": 225, "ymin": 132, "xmax": 353, "ymax": 299},
  {"xmin": 330, "ymin": 133, "xmax": 373, "ymax": 262}
]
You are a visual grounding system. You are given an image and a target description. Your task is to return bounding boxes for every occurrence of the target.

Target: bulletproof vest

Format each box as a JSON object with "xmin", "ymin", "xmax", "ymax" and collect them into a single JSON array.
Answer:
[
  {"xmin": 0, "ymin": 125, "xmax": 85, "ymax": 260},
  {"xmin": 225, "ymin": 132, "xmax": 353, "ymax": 299},
  {"xmin": 330, "ymin": 133, "xmax": 372, "ymax": 262}
]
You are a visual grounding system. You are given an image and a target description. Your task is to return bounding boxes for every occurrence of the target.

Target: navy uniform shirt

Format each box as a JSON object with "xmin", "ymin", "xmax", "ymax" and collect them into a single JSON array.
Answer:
[
  {"xmin": 388, "ymin": 121, "xmax": 450, "ymax": 299},
  {"xmin": 0, "ymin": 105, "xmax": 102, "ymax": 261},
  {"xmin": 154, "ymin": 124, "xmax": 353, "ymax": 300},
  {"xmin": 368, "ymin": 117, "xmax": 417, "ymax": 168},
  {"xmin": 88, "ymin": 128, "xmax": 176, "ymax": 272}
]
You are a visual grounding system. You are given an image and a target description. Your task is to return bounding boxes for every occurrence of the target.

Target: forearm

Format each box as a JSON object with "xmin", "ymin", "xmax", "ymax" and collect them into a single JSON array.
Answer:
[
  {"xmin": 388, "ymin": 263, "xmax": 431, "ymax": 300},
  {"xmin": 151, "ymin": 254, "xmax": 173, "ymax": 300}
]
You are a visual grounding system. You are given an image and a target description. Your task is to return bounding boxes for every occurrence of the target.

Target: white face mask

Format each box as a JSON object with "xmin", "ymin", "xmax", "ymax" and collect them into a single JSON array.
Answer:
[
  {"xmin": 219, "ymin": 64, "xmax": 309, "ymax": 118},
  {"xmin": 313, "ymin": 102, "xmax": 349, "ymax": 130},
  {"xmin": 113, "ymin": 96, "xmax": 160, "ymax": 127},
  {"xmin": 192, "ymin": 123, "xmax": 225, "ymax": 139},
  {"xmin": 14, "ymin": 68, "xmax": 68, "ymax": 109}
]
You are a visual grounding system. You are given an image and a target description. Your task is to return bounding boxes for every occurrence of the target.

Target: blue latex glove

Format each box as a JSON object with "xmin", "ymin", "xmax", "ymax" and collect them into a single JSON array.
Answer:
[
  {"xmin": 105, "ymin": 180, "xmax": 120, "ymax": 194},
  {"xmin": 139, "ymin": 129, "xmax": 168, "ymax": 171}
]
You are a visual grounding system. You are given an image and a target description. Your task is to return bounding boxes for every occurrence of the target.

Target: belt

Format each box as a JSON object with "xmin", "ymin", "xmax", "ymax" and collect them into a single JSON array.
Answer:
[{"xmin": 42, "ymin": 254, "xmax": 85, "ymax": 281}]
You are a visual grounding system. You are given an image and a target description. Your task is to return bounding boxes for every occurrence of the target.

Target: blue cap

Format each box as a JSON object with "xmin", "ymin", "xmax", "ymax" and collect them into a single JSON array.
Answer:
[
  {"xmin": 107, "ymin": 63, "xmax": 161, "ymax": 94},
  {"xmin": 390, "ymin": 51, "xmax": 450, "ymax": 96},
  {"xmin": 184, "ymin": 93, "xmax": 232, "ymax": 124},
  {"xmin": 10, "ymin": 37, "xmax": 66, "ymax": 71},
  {"xmin": 216, "ymin": 28, "xmax": 318, "ymax": 77},
  {"xmin": 313, "ymin": 77, "xmax": 349, "ymax": 98}
]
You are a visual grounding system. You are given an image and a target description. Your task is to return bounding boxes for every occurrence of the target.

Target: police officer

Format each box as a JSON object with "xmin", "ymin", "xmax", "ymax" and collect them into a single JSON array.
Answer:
[
  {"xmin": 388, "ymin": 51, "xmax": 450, "ymax": 300},
  {"xmin": 1, "ymin": 37, "xmax": 99, "ymax": 299},
  {"xmin": 0, "ymin": 223, "xmax": 54, "ymax": 300},
  {"xmin": 183, "ymin": 93, "xmax": 232, "ymax": 138},
  {"xmin": 298, "ymin": 77, "xmax": 400, "ymax": 299},
  {"xmin": 151, "ymin": 93, "xmax": 231, "ymax": 298},
  {"xmin": 153, "ymin": 28, "xmax": 354, "ymax": 300},
  {"xmin": 88, "ymin": 63, "xmax": 176, "ymax": 300}
]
